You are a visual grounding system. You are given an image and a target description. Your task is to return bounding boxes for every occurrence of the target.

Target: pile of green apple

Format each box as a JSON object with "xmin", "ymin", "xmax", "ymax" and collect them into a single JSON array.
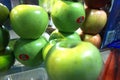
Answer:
[
  {"xmin": 9, "ymin": 4, "xmax": 49, "ymax": 67},
  {"xmin": 42, "ymin": 0, "xmax": 86, "ymax": 60},
  {"xmin": 40, "ymin": 0, "xmax": 104, "ymax": 80},
  {"xmin": 0, "ymin": 3, "xmax": 15, "ymax": 73},
  {"xmin": 0, "ymin": 0, "xmax": 106, "ymax": 79}
]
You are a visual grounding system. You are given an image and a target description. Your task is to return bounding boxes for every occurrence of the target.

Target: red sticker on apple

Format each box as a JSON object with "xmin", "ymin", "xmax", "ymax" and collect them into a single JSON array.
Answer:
[
  {"xmin": 19, "ymin": 54, "xmax": 29, "ymax": 61},
  {"xmin": 76, "ymin": 16, "xmax": 85, "ymax": 23}
]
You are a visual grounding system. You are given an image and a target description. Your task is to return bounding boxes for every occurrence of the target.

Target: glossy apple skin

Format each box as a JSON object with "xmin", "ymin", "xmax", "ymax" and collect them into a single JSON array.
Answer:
[
  {"xmin": 84, "ymin": 0, "xmax": 109, "ymax": 9},
  {"xmin": 45, "ymin": 40, "xmax": 103, "ymax": 80},
  {"xmin": 81, "ymin": 33, "xmax": 101, "ymax": 48},
  {"xmin": 51, "ymin": 1, "xmax": 85, "ymax": 33},
  {"xmin": 42, "ymin": 39, "xmax": 62, "ymax": 60},
  {"xmin": 0, "ymin": 26, "xmax": 10, "ymax": 51},
  {"xmin": 0, "ymin": 46, "xmax": 15, "ymax": 72},
  {"xmin": 81, "ymin": 8, "xmax": 107, "ymax": 35},
  {"xmin": 14, "ymin": 36, "xmax": 48, "ymax": 67},
  {"xmin": 10, "ymin": 4, "xmax": 49, "ymax": 39},
  {"xmin": 0, "ymin": 3, "xmax": 9, "ymax": 25}
]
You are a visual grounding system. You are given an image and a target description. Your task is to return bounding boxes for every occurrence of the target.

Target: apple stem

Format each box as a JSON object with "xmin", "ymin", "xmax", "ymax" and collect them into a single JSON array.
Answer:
[{"xmin": 59, "ymin": 40, "xmax": 79, "ymax": 48}]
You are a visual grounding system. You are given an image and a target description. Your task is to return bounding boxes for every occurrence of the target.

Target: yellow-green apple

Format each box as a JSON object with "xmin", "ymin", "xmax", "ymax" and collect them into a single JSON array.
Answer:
[
  {"xmin": 0, "ymin": 46, "xmax": 15, "ymax": 72},
  {"xmin": 45, "ymin": 39, "xmax": 103, "ymax": 80},
  {"xmin": 42, "ymin": 39, "xmax": 62, "ymax": 60},
  {"xmin": 10, "ymin": 4, "xmax": 49, "ymax": 39},
  {"xmin": 14, "ymin": 36, "xmax": 48, "ymax": 67},
  {"xmin": 81, "ymin": 8, "xmax": 107, "ymax": 35},
  {"xmin": 51, "ymin": 1, "xmax": 85, "ymax": 33},
  {"xmin": 43, "ymin": 29, "xmax": 81, "ymax": 60}
]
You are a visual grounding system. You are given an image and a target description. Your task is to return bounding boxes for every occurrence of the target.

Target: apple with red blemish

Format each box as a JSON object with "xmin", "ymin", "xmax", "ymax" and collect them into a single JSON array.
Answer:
[{"xmin": 51, "ymin": 1, "xmax": 85, "ymax": 33}]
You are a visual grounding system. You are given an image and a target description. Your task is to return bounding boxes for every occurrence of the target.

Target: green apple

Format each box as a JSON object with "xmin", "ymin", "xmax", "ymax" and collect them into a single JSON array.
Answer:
[
  {"xmin": 42, "ymin": 29, "xmax": 81, "ymax": 60},
  {"xmin": 49, "ymin": 29, "xmax": 81, "ymax": 41},
  {"xmin": 14, "ymin": 36, "xmax": 48, "ymax": 67},
  {"xmin": 49, "ymin": 30, "xmax": 64, "ymax": 40},
  {"xmin": 0, "ymin": 46, "xmax": 15, "ymax": 72},
  {"xmin": 10, "ymin": 4, "xmax": 49, "ymax": 39},
  {"xmin": 0, "ymin": 26, "xmax": 10, "ymax": 51},
  {"xmin": 42, "ymin": 30, "xmax": 81, "ymax": 60},
  {"xmin": 42, "ymin": 39, "xmax": 62, "ymax": 60},
  {"xmin": 81, "ymin": 8, "xmax": 107, "ymax": 35},
  {"xmin": 51, "ymin": 1, "xmax": 85, "ymax": 33},
  {"xmin": 0, "ymin": 3, "xmax": 9, "ymax": 25},
  {"xmin": 45, "ymin": 40, "xmax": 103, "ymax": 80}
]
